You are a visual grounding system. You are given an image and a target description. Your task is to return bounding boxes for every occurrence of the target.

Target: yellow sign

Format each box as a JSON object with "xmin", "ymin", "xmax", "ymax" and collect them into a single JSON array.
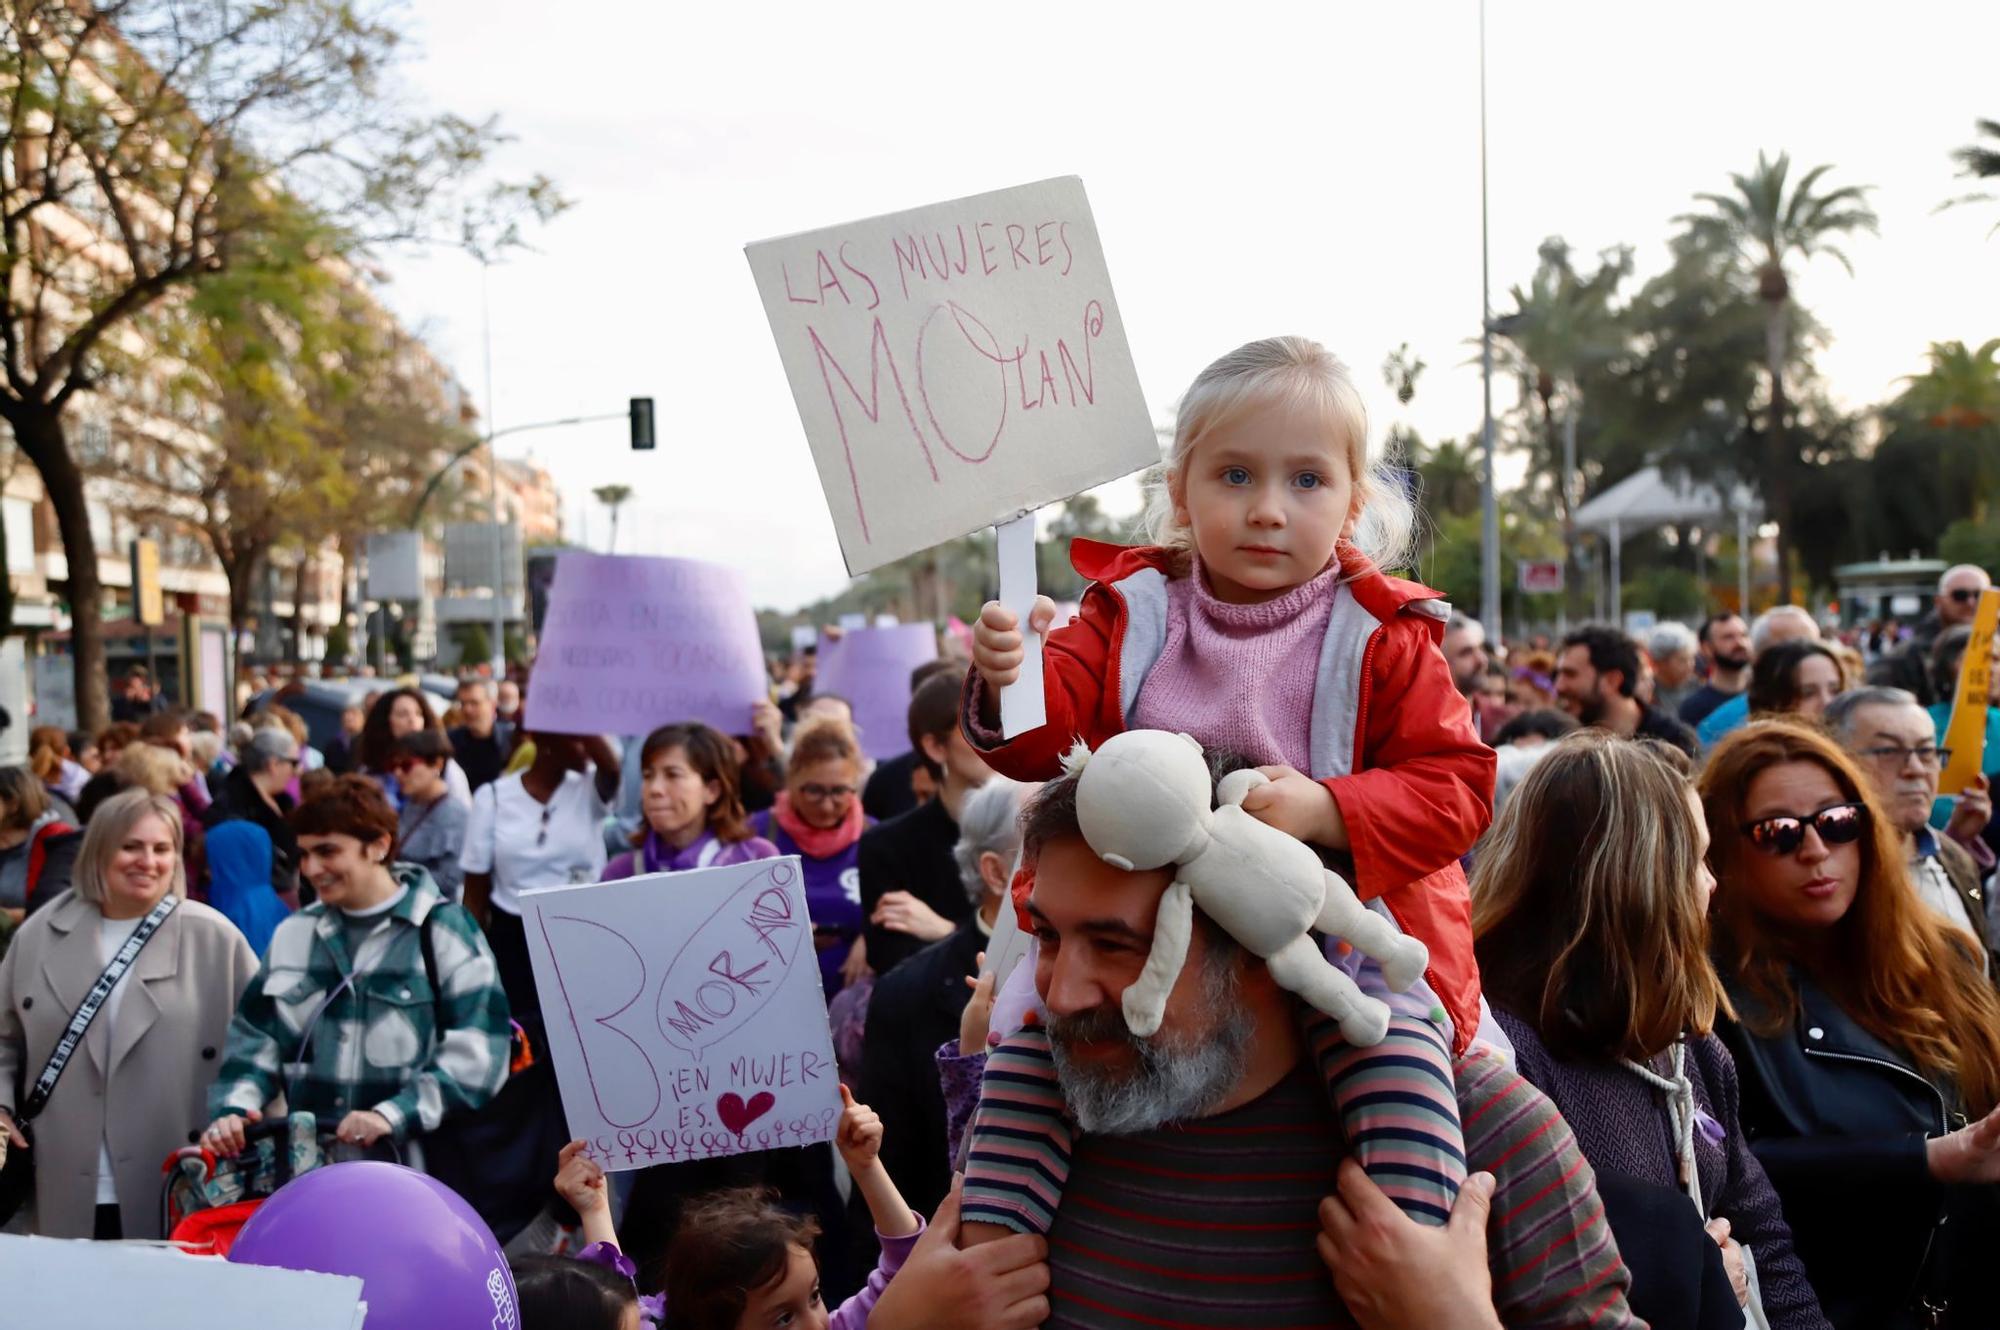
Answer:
[
  {"xmin": 129, "ymin": 538, "xmax": 164, "ymax": 626},
  {"xmin": 1938, "ymin": 588, "xmax": 1999, "ymax": 796}
]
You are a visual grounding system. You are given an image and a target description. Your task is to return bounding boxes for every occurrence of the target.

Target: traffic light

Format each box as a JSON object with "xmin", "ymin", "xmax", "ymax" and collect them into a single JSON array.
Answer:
[{"xmin": 629, "ymin": 397, "xmax": 656, "ymax": 450}]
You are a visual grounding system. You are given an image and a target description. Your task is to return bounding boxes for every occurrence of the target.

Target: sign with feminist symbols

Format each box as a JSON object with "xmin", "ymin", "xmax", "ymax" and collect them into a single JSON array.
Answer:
[{"xmin": 522, "ymin": 857, "xmax": 843, "ymax": 1169}]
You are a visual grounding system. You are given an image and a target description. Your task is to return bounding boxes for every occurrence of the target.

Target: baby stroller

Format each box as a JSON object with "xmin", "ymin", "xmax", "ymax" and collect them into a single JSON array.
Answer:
[{"xmin": 160, "ymin": 1112, "xmax": 400, "ymax": 1255}]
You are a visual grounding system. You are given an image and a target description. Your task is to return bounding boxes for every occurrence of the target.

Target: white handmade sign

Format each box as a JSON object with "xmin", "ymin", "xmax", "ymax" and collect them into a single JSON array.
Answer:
[
  {"xmin": 526, "ymin": 553, "xmax": 768, "ymax": 739},
  {"xmin": 0, "ymin": 1236, "xmax": 366, "ymax": 1330},
  {"xmin": 522, "ymin": 856, "xmax": 842, "ymax": 1170},
  {"xmin": 747, "ymin": 176, "xmax": 1157, "ymax": 575}
]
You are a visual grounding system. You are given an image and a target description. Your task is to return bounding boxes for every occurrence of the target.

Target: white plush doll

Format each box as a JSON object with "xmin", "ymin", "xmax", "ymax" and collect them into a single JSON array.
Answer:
[{"xmin": 1070, "ymin": 729, "xmax": 1429, "ymax": 1047}]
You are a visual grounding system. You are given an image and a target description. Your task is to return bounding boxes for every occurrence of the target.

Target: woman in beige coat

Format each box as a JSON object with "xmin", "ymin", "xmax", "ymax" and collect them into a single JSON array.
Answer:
[{"xmin": 0, "ymin": 789, "xmax": 256, "ymax": 1238}]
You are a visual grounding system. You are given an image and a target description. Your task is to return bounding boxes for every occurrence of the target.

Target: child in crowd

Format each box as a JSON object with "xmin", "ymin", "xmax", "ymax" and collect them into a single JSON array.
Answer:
[
  {"xmin": 962, "ymin": 336, "xmax": 1496, "ymax": 1238},
  {"xmin": 551, "ymin": 1086, "xmax": 923, "ymax": 1330}
]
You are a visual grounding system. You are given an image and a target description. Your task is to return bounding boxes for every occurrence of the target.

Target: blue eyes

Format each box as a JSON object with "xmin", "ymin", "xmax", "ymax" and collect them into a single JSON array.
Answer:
[{"xmin": 1219, "ymin": 467, "xmax": 1324, "ymax": 489}]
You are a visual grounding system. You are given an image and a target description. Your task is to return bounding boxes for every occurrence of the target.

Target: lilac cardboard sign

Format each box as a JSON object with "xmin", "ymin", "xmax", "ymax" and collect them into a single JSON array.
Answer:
[
  {"xmin": 815, "ymin": 623, "xmax": 939, "ymax": 761},
  {"xmin": 522, "ymin": 857, "xmax": 842, "ymax": 1170},
  {"xmin": 526, "ymin": 553, "xmax": 768, "ymax": 739}
]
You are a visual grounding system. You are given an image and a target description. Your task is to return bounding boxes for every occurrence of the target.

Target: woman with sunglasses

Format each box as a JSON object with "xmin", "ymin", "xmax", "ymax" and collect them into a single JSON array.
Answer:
[
  {"xmin": 746, "ymin": 714, "xmax": 875, "ymax": 998},
  {"xmin": 1701, "ymin": 720, "xmax": 2000, "ymax": 1329},
  {"xmin": 391, "ymin": 730, "xmax": 470, "ymax": 902},
  {"xmin": 1474, "ymin": 731, "xmax": 1830, "ymax": 1330}
]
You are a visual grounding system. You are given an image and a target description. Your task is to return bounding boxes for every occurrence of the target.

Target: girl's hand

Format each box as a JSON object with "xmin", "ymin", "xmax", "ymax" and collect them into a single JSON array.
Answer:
[
  {"xmin": 836, "ymin": 1085, "xmax": 884, "ymax": 1173},
  {"xmin": 972, "ymin": 598, "xmax": 1056, "ymax": 691},
  {"xmin": 1240, "ymin": 767, "xmax": 1348, "ymax": 849},
  {"xmin": 555, "ymin": 1139, "xmax": 611, "ymax": 1217},
  {"xmin": 336, "ymin": 1110, "xmax": 393, "ymax": 1148},
  {"xmin": 873, "ymin": 891, "xmax": 955, "ymax": 942},
  {"xmin": 961, "ymin": 956, "xmax": 998, "ymax": 1056}
]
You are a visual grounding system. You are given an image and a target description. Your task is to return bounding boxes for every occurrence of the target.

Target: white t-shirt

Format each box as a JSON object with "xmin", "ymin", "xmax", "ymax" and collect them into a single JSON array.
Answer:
[
  {"xmin": 94, "ymin": 914, "xmax": 145, "ymax": 1206},
  {"xmin": 459, "ymin": 769, "xmax": 610, "ymax": 915}
]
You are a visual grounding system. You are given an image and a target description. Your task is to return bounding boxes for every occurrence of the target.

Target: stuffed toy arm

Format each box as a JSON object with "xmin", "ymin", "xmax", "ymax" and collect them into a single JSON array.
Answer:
[
  {"xmin": 1216, "ymin": 768, "xmax": 1268, "ymax": 808},
  {"xmin": 1120, "ymin": 878, "xmax": 1193, "ymax": 1038}
]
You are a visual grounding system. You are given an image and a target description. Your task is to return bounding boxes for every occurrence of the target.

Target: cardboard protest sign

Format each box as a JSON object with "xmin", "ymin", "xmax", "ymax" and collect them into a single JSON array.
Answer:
[
  {"xmin": 0, "ymin": 1235, "xmax": 366, "ymax": 1330},
  {"xmin": 814, "ymin": 623, "xmax": 939, "ymax": 761},
  {"xmin": 527, "ymin": 553, "xmax": 768, "ymax": 739},
  {"xmin": 747, "ymin": 176, "xmax": 1157, "ymax": 575},
  {"xmin": 523, "ymin": 857, "xmax": 842, "ymax": 1170},
  {"xmin": 1939, "ymin": 588, "xmax": 1999, "ymax": 796}
]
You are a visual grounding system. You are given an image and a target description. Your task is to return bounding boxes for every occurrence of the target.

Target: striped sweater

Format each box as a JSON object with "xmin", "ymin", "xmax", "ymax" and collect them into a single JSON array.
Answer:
[{"xmin": 960, "ymin": 1027, "xmax": 1638, "ymax": 1328}]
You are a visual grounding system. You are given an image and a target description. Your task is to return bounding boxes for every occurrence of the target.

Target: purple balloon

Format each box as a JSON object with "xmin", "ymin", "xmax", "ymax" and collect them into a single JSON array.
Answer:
[{"xmin": 229, "ymin": 1161, "xmax": 519, "ymax": 1330}]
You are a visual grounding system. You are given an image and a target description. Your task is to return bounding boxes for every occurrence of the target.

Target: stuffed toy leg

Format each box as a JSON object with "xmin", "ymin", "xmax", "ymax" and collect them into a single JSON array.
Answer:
[
  {"xmin": 1315, "ymin": 873, "xmax": 1429, "ymax": 993},
  {"xmin": 1265, "ymin": 932, "xmax": 1390, "ymax": 1048}
]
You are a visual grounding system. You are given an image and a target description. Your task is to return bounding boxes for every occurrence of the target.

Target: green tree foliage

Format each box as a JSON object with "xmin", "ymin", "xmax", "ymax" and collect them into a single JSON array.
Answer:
[
  {"xmin": 0, "ymin": 0, "xmax": 560, "ymax": 727},
  {"xmin": 1675, "ymin": 152, "xmax": 1878, "ymax": 603}
]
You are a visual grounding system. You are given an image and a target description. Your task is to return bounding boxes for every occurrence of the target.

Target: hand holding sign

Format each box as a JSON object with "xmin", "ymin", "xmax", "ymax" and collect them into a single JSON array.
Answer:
[{"xmin": 524, "ymin": 858, "xmax": 842, "ymax": 1170}]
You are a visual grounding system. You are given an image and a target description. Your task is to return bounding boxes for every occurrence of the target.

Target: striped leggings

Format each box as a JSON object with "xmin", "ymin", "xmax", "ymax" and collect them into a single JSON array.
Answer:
[{"xmin": 960, "ymin": 1007, "xmax": 1468, "ymax": 1234}]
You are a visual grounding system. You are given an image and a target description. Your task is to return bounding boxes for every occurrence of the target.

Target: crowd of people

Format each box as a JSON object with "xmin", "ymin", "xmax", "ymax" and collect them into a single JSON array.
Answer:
[{"xmin": 1, "ymin": 336, "xmax": 1998, "ymax": 1329}]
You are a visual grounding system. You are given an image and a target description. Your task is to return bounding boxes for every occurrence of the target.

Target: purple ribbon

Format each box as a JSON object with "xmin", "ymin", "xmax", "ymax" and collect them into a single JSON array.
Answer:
[{"xmin": 1694, "ymin": 1106, "xmax": 1726, "ymax": 1145}]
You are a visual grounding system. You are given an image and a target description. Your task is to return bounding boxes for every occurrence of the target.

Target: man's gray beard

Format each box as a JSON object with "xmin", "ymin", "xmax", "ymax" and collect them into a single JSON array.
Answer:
[{"xmin": 1046, "ymin": 944, "xmax": 1255, "ymax": 1135}]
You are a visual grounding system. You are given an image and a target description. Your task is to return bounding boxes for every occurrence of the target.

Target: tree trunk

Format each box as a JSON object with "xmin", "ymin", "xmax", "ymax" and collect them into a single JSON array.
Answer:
[
  {"xmin": 287, "ymin": 555, "xmax": 309, "ymax": 664},
  {"xmin": 220, "ymin": 543, "xmax": 261, "ymax": 635},
  {"xmin": 1763, "ymin": 300, "xmax": 1795, "ymax": 606},
  {"xmin": 13, "ymin": 409, "xmax": 109, "ymax": 730},
  {"xmin": 0, "ymin": 490, "xmax": 14, "ymax": 642}
]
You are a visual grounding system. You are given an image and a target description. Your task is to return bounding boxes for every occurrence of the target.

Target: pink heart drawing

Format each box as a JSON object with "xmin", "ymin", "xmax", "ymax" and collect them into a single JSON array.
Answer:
[{"xmin": 717, "ymin": 1091, "xmax": 776, "ymax": 1136}]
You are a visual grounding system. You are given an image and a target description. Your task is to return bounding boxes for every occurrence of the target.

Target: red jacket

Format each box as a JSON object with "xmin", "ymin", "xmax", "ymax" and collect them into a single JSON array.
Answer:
[{"xmin": 965, "ymin": 539, "xmax": 1495, "ymax": 1052}]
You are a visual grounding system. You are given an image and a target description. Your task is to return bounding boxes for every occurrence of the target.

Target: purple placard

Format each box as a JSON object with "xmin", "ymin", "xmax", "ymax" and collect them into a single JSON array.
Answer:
[
  {"xmin": 814, "ymin": 623, "xmax": 940, "ymax": 760},
  {"xmin": 527, "ymin": 553, "xmax": 768, "ymax": 738}
]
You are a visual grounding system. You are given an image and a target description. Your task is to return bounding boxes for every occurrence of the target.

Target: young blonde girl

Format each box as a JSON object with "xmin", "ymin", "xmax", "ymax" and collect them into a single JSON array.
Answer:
[{"xmin": 960, "ymin": 336, "xmax": 1495, "ymax": 1236}]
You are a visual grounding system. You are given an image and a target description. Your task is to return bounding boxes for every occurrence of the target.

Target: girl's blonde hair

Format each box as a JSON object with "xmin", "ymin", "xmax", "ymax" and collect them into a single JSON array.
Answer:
[
  {"xmin": 73, "ymin": 788, "xmax": 188, "ymax": 909},
  {"xmin": 1472, "ymin": 730, "xmax": 1725, "ymax": 1061},
  {"xmin": 1141, "ymin": 336, "xmax": 1414, "ymax": 573},
  {"xmin": 114, "ymin": 742, "xmax": 191, "ymax": 796}
]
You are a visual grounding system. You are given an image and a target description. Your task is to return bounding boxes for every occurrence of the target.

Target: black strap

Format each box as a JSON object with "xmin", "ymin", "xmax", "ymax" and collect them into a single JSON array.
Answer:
[{"xmin": 18, "ymin": 893, "xmax": 178, "ymax": 1124}]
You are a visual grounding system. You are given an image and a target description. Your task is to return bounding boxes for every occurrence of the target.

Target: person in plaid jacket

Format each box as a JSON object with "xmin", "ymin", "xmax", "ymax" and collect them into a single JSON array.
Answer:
[{"xmin": 203, "ymin": 775, "xmax": 511, "ymax": 1154}]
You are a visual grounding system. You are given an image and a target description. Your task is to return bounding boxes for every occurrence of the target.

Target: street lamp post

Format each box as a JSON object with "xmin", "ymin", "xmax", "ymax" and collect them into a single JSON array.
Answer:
[{"xmin": 1477, "ymin": 0, "xmax": 1502, "ymax": 642}]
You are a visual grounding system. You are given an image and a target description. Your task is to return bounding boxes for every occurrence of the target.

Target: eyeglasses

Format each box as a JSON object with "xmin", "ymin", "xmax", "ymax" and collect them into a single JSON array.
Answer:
[
  {"xmin": 797, "ymin": 783, "xmax": 856, "ymax": 803},
  {"xmin": 1742, "ymin": 802, "xmax": 1866, "ymax": 856},
  {"xmin": 1856, "ymin": 744, "xmax": 1952, "ymax": 770},
  {"xmin": 1947, "ymin": 588, "xmax": 1986, "ymax": 604}
]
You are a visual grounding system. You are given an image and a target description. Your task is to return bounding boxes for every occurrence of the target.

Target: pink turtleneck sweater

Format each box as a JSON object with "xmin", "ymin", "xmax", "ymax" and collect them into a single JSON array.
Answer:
[{"xmin": 1127, "ymin": 557, "xmax": 1340, "ymax": 773}]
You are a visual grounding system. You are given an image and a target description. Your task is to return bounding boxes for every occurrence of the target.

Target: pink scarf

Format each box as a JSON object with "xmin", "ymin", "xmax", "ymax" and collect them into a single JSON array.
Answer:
[{"xmin": 772, "ymin": 791, "xmax": 865, "ymax": 860}]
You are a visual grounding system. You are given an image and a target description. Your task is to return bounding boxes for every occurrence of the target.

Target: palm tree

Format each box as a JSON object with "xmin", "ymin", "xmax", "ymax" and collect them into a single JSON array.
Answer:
[
  {"xmin": 1677, "ymin": 152, "xmax": 1877, "ymax": 603},
  {"xmin": 1944, "ymin": 118, "xmax": 2000, "ymax": 233},
  {"xmin": 592, "ymin": 483, "xmax": 634, "ymax": 552},
  {"xmin": 1895, "ymin": 339, "xmax": 2000, "ymax": 520},
  {"xmin": 1491, "ymin": 237, "xmax": 1631, "ymax": 617}
]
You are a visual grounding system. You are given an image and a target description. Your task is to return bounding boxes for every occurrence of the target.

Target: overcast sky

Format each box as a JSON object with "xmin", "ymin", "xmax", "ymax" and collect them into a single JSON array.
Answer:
[{"xmin": 374, "ymin": 1, "xmax": 2000, "ymax": 612}]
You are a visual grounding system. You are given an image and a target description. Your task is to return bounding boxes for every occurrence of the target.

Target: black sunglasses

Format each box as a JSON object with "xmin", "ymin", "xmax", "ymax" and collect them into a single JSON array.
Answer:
[
  {"xmin": 1947, "ymin": 588, "xmax": 1986, "ymax": 604},
  {"xmin": 1741, "ymin": 802, "xmax": 1866, "ymax": 856}
]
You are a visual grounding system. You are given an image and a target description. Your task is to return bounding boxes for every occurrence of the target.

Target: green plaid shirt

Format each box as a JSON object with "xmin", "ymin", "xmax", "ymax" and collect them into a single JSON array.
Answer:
[{"xmin": 209, "ymin": 865, "xmax": 512, "ymax": 1142}]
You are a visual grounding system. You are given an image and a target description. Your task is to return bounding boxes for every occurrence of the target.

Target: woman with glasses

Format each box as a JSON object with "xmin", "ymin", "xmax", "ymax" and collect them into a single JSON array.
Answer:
[
  {"xmin": 601, "ymin": 722, "xmax": 776, "ymax": 883},
  {"xmin": 742, "ymin": 714, "xmax": 875, "ymax": 998},
  {"xmin": 1701, "ymin": 720, "xmax": 2000, "ymax": 1329}
]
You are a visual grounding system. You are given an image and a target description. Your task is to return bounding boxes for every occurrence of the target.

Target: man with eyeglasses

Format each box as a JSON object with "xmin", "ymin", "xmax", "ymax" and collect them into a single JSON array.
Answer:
[
  {"xmin": 1826, "ymin": 687, "xmax": 1996, "ymax": 963},
  {"xmin": 1866, "ymin": 564, "xmax": 1994, "ymax": 705}
]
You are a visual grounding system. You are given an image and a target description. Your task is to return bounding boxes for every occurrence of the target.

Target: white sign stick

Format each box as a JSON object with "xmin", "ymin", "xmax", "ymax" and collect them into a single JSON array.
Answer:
[{"xmin": 996, "ymin": 511, "xmax": 1047, "ymax": 738}]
